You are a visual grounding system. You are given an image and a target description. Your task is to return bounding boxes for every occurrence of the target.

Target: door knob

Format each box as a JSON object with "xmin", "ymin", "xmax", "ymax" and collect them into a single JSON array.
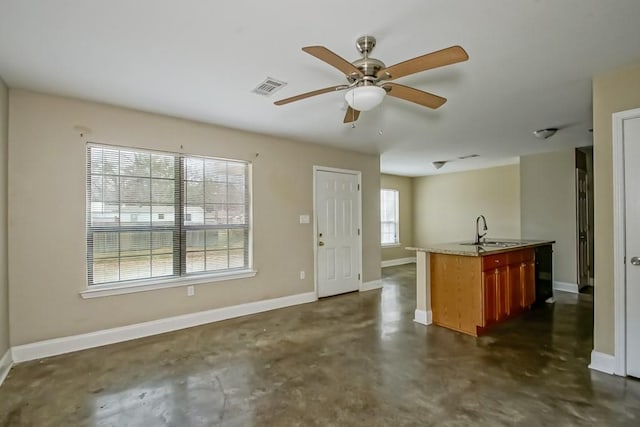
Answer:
[
  {"xmin": 318, "ymin": 241, "xmax": 325, "ymax": 247},
  {"xmin": 631, "ymin": 256, "xmax": 640, "ymax": 266}
]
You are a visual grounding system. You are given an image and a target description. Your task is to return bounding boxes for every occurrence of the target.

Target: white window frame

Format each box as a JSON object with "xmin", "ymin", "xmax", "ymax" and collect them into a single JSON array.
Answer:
[
  {"xmin": 82, "ymin": 143, "xmax": 256, "ymax": 299},
  {"xmin": 381, "ymin": 188, "xmax": 400, "ymax": 247}
]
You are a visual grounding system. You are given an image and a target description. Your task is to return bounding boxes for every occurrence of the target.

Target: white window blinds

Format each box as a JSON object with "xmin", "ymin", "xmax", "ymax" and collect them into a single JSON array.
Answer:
[
  {"xmin": 87, "ymin": 144, "xmax": 251, "ymax": 286},
  {"xmin": 380, "ymin": 189, "xmax": 399, "ymax": 245}
]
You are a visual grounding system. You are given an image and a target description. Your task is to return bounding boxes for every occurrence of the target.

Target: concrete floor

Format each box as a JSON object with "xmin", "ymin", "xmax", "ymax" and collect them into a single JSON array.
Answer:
[{"xmin": 1, "ymin": 264, "xmax": 639, "ymax": 426}]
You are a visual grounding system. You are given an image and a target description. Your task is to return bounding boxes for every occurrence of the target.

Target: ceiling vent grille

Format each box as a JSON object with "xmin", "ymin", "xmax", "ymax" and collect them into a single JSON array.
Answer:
[{"xmin": 252, "ymin": 77, "xmax": 287, "ymax": 96}]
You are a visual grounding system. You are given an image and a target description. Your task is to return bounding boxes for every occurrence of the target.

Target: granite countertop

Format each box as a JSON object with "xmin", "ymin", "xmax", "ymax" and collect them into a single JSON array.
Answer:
[{"xmin": 406, "ymin": 239, "xmax": 555, "ymax": 257}]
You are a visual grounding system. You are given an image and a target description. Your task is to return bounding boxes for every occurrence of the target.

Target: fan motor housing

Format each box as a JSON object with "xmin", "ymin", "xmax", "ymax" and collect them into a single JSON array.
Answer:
[
  {"xmin": 349, "ymin": 36, "xmax": 385, "ymax": 81},
  {"xmin": 351, "ymin": 57, "xmax": 386, "ymax": 79}
]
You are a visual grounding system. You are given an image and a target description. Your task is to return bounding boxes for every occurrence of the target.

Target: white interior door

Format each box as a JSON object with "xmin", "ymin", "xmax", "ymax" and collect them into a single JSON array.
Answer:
[
  {"xmin": 315, "ymin": 169, "xmax": 361, "ymax": 298},
  {"xmin": 624, "ymin": 115, "xmax": 640, "ymax": 378}
]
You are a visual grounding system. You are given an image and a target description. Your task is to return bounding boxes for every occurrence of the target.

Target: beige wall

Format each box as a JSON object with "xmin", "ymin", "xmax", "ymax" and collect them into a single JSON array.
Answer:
[
  {"xmin": 520, "ymin": 149, "xmax": 577, "ymax": 284},
  {"xmin": 593, "ymin": 62, "xmax": 640, "ymax": 355},
  {"xmin": 7, "ymin": 90, "xmax": 381, "ymax": 346},
  {"xmin": 380, "ymin": 174, "xmax": 414, "ymax": 261},
  {"xmin": 0, "ymin": 77, "xmax": 8, "ymax": 357},
  {"xmin": 413, "ymin": 164, "xmax": 521, "ymax": 247}
]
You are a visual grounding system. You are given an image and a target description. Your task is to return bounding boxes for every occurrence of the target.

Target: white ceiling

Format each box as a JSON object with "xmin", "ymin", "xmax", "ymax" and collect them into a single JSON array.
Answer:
[{"xmin": 1, "ymin": 0, "xmax": 640, "ymax": 176}]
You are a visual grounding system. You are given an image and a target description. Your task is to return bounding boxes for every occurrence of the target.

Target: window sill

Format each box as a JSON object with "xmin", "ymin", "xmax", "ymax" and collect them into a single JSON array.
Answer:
[
  {"xmin": 381, "ymin": 243, "xmax": 402, "ymax": 248},
  {"xmin": 80, "ymin": 269, "xmax": 258, "ymax": 299}
]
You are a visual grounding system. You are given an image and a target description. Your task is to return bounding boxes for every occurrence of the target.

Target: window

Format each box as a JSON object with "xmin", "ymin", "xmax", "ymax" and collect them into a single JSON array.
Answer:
[
  {"xmin": 87, "ymin": 144, "xmax": 251, "ymax": 287},
  {"xmin": 381, "ymin": 189, "xmax": 399, "ymax": 246}
]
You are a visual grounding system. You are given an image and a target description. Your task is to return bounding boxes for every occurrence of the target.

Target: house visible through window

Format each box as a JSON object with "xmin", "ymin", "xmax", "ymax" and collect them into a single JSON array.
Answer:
[
  {"xmin": 381, "ymin": 189, "xmax": 399, "ymax": 246},
  {"xmin": 87, "ymin": 144, "xmax": 251, "ymax": 286}
]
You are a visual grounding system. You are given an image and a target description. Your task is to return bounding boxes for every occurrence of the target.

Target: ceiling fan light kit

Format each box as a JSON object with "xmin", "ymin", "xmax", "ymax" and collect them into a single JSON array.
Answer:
[
  {"xmin": 533, "ymin": 128, "xmax": 558, "ymax": 140},
  {"xmin": 274, "ymin": 35, "xmax": 469, "ymax": 123},
  {"xmin": 432, "ymin": 161, "xmax": 447, "ymax": 169},
  {"xmin": 345, "ymin": 85, "xmax": 386, "ymax": 111}
]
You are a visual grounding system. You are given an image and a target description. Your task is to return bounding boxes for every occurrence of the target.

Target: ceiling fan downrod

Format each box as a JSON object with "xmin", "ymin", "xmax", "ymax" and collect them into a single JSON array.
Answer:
[{"xmin": 350, "ymin": 36, "xmax": 386, "ymax": 82}]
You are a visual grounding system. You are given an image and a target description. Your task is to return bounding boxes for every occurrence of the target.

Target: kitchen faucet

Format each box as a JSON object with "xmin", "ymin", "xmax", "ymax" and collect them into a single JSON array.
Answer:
[{"xmin": 475, "ymin": 215, "xmax": 488, "ymax": 244}]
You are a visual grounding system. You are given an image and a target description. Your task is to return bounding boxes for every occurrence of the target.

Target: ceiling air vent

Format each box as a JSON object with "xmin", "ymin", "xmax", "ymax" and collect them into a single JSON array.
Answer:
[{"xmin": 252, "ymin": 77, "xmax": 287, "ymax": 96}]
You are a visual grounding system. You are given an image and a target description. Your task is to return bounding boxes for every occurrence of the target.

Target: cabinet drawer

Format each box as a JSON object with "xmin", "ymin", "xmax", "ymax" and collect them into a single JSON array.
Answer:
[
  {"xmin": 522, "ymin": 249, "xmax": 535, "ymax": 262},
  {"xmin": 506, "ymin": 248, "xmax": 535, "ymax": 265},
  {"xmin": 482, "ymin": 253, "xmax": 508, "ymax": 270}
]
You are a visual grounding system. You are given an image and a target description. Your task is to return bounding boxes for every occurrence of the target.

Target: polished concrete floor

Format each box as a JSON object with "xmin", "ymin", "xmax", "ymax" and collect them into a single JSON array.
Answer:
[{"xmin": 1, "ymin": 265, "xmax": 639, "ymax": 426}]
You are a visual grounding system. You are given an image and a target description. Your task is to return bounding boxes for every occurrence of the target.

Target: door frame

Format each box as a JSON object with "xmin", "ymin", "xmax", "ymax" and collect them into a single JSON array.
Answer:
[
  {"xmin": 312, "ymin": 166, "xmax": 363, "ymax": 298},
  {"xmin": 612, "ymin": 107, "xmax": 640, "ymax": 376}
]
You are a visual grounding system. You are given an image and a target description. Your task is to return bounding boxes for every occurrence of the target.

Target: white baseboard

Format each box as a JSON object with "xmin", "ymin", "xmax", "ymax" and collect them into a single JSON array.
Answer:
[
  {"xmin": 381, "ymin": 257, "xmax": 416, "ymax": 268},
  {"xmin": 589, "ymin": 350, "xmax": 616, "ymax": 375},
  {"xmin": 360, "ymin": 280, "xmax": 382, "ymax": 292},
  {"xmin": 0, "ymin": 348, "xmax": 13, "ymax": 387},
  {"xmin": 554, "ymin": 281, "xmax": 579, "ymax": 294},
  {"xmin": 12, "ymin": 291, "xmax": 318, "ymax": 363},
  {"xmin": 414, "ymin": 309, "xmax": 432, "ymax": 326}
]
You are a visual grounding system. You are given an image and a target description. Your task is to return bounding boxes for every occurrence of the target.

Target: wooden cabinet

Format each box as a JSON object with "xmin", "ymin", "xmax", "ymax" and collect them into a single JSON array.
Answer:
[
  {"xmin": 481, "ymin": 249, "xmax": 535, "ymax": 327},
  {"xmin": 431, "ymin": 247, "xmax": 536, "ymax": 336},
  {"xmin": 430, "ymin": 254, "xmax": 483, "ymax": 335}
]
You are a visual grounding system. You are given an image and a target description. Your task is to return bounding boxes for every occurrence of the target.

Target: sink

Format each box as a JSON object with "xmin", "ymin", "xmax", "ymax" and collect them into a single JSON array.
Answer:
[{"xmin": 460, "ymin": 241, "xmax": 523, "ymax": 248}]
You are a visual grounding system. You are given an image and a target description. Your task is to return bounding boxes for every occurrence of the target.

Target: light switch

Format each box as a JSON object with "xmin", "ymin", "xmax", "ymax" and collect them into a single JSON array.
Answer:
[{"xmin": 299, "ymin": 214, "xmax": 310, "ymax": 224}]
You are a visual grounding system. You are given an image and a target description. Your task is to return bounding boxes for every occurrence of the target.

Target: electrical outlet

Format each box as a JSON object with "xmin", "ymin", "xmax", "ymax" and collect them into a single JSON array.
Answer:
[
  {"xmin": 299, "ymin": 271, "xmax": 305, "ymax": 280},
  {"xmin": 187, "ymin": 285, "xmax": 195, "ymax": 297}
]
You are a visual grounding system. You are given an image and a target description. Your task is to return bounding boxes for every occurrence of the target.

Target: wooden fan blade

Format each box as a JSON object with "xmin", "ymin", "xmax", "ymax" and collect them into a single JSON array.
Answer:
[
  {"xmin": 377, "ymin": 45, "xmax": 468, "ymax": 81},
  {"xmin": 383, "ymin": 83, "xmax": 447, "ymax": 109},
  {"xmin": 343, "ymin": 107, "xmax": 360, "ymax": 123},
  {"xmin": 302, "ymin": 46, "xmax": 363, "ymax": 78},
  {"xmin": 274, "ymin": 85, "xmax": 347, "ymax": 106}
]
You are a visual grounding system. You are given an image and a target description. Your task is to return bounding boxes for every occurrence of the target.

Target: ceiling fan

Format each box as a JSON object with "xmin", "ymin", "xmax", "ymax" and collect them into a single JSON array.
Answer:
[{"xmin": 274, "ymin": 36, "xmax": 469, "ymax": 123}]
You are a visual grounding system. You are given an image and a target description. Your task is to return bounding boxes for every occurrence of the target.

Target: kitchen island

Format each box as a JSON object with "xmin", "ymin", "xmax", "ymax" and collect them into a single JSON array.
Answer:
[{"xmin": 407, "ymin": 239, "xmax": 554, "ymax": 336}]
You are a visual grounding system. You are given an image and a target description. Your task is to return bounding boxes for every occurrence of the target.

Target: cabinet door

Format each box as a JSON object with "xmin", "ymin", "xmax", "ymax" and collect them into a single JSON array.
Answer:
[
  {"xmin": 519, "ymin": 262, "xmax": 528, "ymax": 308},
  {"xmin": 483, "ymin": 271, "xmax": 498, "ymax": 326},
  {"xmin": 430, "ymin": 254, "xmax": 458, "ymax": 329},
  {"xmin": 508, "ymin": 264, "xmax": 522, "ymax": 315},
  {"xmin": 523, "ymin": 260, "xmax": 536, "ymax": 306},
  {"xmin": 496, "ymin": 266, "xmax": 509, "ymax": 320}
]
